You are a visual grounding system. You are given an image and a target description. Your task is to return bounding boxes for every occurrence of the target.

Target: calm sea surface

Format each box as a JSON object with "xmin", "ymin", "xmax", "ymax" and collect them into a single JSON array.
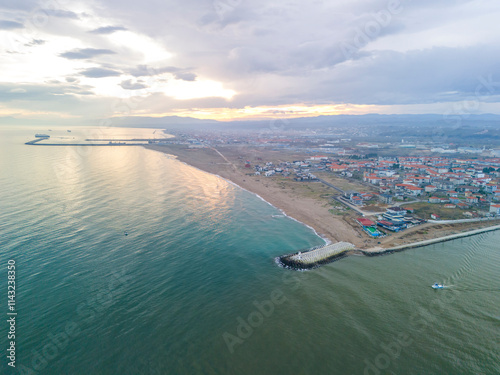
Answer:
[{"xmin": 0, "ymin": 126, "xmax": 499, "ymax": 375}]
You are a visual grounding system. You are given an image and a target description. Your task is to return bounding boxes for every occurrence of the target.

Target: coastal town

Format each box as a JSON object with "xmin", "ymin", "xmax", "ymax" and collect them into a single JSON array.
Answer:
[{"xmin": 146, "ymin": 123, "xmax": 500, "ymax": 254}]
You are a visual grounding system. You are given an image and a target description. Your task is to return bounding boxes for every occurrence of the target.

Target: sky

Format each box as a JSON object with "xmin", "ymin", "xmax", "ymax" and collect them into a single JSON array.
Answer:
[{"xmin": 1, "ymin": 0, "xmax": 500, "ymax": 122}]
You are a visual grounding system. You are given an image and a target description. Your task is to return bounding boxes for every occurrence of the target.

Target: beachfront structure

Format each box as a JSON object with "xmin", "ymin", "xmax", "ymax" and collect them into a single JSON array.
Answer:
[
  {"xmin": 356, "ymin": 218, "xmax": 383, "ymax": 237},
  {"xmin": 377, "ymin": 220, "xmax": 405, "ymax": 232},
  {"xmin": 383, "ymin": 207, "xmax": 407, "ymax": 222},
  {"xmin": 357, "ymin": 218, "xmax": 375, "ymax": 226}
]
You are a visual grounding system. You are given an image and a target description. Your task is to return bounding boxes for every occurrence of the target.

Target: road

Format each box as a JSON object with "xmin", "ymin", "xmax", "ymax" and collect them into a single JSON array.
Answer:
[{"xmin": 316, "ymin": 178, "xmax": 345, "ymax": 194}]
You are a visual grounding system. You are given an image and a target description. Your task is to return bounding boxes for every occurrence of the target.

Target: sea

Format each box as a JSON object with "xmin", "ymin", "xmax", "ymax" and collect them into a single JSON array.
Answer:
[{"xmin": 1, "ymin": 126, "xmax": 499, "ymax": 375}]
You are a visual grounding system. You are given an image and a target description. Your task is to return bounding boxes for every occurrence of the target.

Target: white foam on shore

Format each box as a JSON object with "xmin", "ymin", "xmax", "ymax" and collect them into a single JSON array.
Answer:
[
  {"xmin": 217, "ymin": 175, "xmax": 329, "ymax": 246},
  {"xmin": 147, "ymin": 146, "xmax": 328, "ymax": 246}
]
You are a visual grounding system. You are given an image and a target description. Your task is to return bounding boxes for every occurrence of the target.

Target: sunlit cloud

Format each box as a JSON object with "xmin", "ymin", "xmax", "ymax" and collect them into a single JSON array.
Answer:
[
  {"xmin": 1, "ymin": 0, "xmax": 500, "ymax": 121},
  {"xmin": 127, "ymin": 103, "xmax": 378, "ymax": 121}
]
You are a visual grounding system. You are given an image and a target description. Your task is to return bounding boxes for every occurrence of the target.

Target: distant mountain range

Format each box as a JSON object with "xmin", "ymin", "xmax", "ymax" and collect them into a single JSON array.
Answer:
[
  {"xmin": 2, "ymin": 113, "xmax": 500, "ymax": 131},
  {"xmin": 110, "ymin": 113, "xmax": 500, "ymax": 131}
]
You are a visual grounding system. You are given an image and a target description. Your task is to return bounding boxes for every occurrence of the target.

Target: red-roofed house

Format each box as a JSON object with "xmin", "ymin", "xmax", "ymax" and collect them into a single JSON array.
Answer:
[
  {"xmin": 405, "ymin": 185, "xmax": 423, "ymax": 196},
  {"xmin": 357, "ymin": 218, "xmax": 376, "ymax": 226},
  {"xmin": 329, "ymin": 164, "xmax": 347, "ymax": 172}
]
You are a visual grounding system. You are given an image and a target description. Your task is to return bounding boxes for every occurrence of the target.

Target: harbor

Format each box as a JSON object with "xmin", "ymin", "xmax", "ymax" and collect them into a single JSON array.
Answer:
[
  {"xmin": 278, "ymin": 223, "xmax": 500, "ymax": 270},
  {"xmin": 25, "ymin": 138, "xmax": 145, "ymax": 146}
]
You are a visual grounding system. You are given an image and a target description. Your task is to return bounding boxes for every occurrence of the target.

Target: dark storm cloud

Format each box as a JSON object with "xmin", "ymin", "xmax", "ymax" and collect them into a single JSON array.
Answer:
[{"xmin": 60, "ymin": 48, "xmax": 116, "ymax": 60}]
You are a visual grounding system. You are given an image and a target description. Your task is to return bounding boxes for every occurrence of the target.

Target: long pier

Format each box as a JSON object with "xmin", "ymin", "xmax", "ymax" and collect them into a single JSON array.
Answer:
[
  {"xmin": 278, "ymin": 241, "xmax": 356, "ymax": 270},
  {"xmin": 25, "ymin": 139, "xmax": 143, "ymax": 146},
  {"xmin": 85, "ymin": 138, "xmax": 172, "ymax": 142}
]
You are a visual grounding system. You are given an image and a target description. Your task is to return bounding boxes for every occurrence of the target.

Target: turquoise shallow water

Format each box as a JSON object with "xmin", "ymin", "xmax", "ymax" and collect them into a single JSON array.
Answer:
[{"xmin": 0, "ymin": 126, "xmax": 499, "ymax": 375}]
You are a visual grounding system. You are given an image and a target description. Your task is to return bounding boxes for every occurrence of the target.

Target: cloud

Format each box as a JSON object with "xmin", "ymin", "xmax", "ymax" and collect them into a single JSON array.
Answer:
[
  {"xmin": 60, "ymin": 48, "xmax": 116, "ymax": 60},
  {"xmin": 119, "ymin": 79, "xmax": 148, "ymax": 90},
  {"xmin": 2, "ymin": 0, "xmax": 500, "ymax": 120},
  {"xmin": 24, "ymin": 39, "xmax": 46, "ymax": 47},
  {"xmin": 0, "ymin": 82, "xmax": 95, "ymax": 102},
  {"xmin": 89, "ymin": 25, "xmax": 127, "ymax": 34},
  {"xmin": 173, "ymin": 72, "xmax": 197, "ymax": 81},
  {"xmin": 41, "ymin": 9, "xmax": 79, "ymax": 19},
  {"xmin": 79, "ymin": 67, "xmax": 122, "ymax": 78},
  {"xmin": 129, "ymin": 65, "xmax": 184, "ymax": 77},
  {"xmin": 128, "ymin": 65, "xmax": 196, "ymax": 81},
  {"xmin": 0, "ymin": 20, "xmax": 23, "ymax": 30}
]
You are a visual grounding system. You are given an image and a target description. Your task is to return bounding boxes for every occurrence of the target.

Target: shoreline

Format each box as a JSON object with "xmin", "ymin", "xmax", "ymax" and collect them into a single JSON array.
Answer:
[
  {"xmin": 148, "ymin": 146, "xmax": 330, "ymax": 245},
  {"xmin": 144, "ymin": 144, "xmax": 357, "ymax": 245},
  {"xmin": 144, "ymin": 144, "xmax": 500, "ymax": 255}
]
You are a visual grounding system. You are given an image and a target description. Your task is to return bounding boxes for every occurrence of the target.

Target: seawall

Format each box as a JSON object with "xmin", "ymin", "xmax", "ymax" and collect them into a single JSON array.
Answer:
[
  {"xmin": 360, "ymin": 224, "xmax": 500, "ymax": 257},
  {"xmin": 278, "ymin": 241, "xmax": 356, "ymax": 270}
]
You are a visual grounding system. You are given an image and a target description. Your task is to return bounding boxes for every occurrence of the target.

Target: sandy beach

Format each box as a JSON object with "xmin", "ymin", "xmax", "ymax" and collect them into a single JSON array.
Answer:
[{"xmin": 145, "ymin": 144, "xmax": 500, "ymax": 250}]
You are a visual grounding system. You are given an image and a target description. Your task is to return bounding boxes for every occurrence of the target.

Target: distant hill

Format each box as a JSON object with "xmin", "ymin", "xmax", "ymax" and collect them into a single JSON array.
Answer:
[
  {"xmin": 3, "ymin": 113, "xmax": 499, "ymax": 133},
  {"xmin": 109, "ymin": 113, "xmax": 500, "ymax": 132}
]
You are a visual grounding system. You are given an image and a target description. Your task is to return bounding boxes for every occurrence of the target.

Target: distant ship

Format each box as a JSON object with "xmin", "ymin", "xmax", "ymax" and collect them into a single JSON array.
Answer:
[
  {"xmin": 67, "ymin": 130, "xmax": 72, "ymax": 132},
  {"xmin": 35, "ymin": 134, "xmax": 50, "ymax": 138}
]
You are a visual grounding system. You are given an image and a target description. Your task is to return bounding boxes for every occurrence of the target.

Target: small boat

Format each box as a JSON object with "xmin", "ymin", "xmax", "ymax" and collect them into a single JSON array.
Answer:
[
  {"xmin": 124, "ymin": 231, "xmax": 128, "ymax": 236},
  {"xmin": 431, "ymin": 283, "xmax": 444, "ymax": 289}
]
